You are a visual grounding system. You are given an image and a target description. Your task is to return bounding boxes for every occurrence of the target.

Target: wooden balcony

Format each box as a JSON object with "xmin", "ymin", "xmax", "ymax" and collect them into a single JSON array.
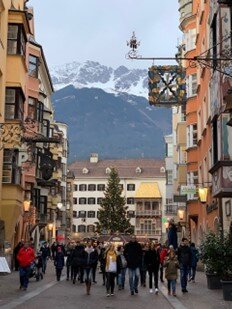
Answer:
[{"xmin": 136, "ymin": 210, "xmax": 161, "ymax": 216}]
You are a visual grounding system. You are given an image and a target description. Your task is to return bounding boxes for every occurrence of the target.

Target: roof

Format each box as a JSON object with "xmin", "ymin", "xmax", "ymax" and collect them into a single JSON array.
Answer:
[
  {"xmin": 135, "ymin": 182, "xmax": 161, "ymax": 199},
  {"xmin": 69, "ymin": 158, "xmax": 165, "ymax": 178}
]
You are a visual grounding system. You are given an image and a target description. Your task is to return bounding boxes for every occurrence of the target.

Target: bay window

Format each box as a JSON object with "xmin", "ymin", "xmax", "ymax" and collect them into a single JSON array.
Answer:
[{"xmin": 5, "ymin": 88, "xmax": 24, "ymax": 120}]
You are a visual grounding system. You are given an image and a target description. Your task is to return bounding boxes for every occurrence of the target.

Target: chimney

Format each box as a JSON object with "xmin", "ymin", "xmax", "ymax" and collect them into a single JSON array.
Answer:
[{"xmin": 90, "ymin": 153, "xmax": 99, "ymax": 163}]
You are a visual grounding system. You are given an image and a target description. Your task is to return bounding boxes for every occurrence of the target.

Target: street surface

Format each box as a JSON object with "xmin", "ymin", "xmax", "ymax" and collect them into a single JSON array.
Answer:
[{"xmin": 0, "ymin": 260, "xmax": 231, "ymax": 309}]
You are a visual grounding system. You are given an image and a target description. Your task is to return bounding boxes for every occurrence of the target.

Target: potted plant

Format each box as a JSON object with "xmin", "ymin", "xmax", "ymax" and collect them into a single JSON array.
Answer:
[
  {"xmin": 220, "ymin": 233, "xmax": 232, "ymax": 301},
  {"xmin": 199, "ymin": 231, "xmax": 223, "ymax": 289}
]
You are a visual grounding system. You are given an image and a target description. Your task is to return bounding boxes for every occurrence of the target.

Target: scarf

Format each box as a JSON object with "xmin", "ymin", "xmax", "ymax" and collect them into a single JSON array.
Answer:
[{"xmin": 105, "ymin": 250, "xmax": 117, "ymax": 270}]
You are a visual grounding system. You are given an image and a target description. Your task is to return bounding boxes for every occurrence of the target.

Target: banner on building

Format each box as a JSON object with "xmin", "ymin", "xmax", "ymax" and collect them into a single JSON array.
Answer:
[
  {"xmin": 173, "ymin": 195, "xmax": 187, "ymax": 203},
  {"xmin": 181, "ymin": 185, "xmax": 196, "ymax": 195},
  {"xmin": 148, "ymin": 65, "xmax": 186, "ymax": 106}
]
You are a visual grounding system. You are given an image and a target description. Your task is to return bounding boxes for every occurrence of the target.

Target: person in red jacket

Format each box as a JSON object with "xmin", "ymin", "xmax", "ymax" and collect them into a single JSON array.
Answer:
[
  {"xmin": 17, "ymin": 242, "xmax": 35, "ymax": 291},
  {"xmin": 159, "ymin": 244, "xmax": 168, "ymax": 282}
]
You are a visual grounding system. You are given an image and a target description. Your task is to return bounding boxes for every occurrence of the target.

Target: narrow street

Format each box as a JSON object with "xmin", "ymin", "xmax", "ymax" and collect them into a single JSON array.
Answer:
[{"xmin": 0, "ymin": 262, "xmax": 230, "ymax": 309}]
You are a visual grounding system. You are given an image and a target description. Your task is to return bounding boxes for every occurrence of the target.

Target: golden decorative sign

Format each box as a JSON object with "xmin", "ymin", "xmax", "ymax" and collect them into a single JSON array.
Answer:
[
  {"xmin": 0, "ymin": 123, "xmax": 23, "ymax": 149},
  {"xmin": 148, "ymin": 65, "xmax": 186, "ymax": 106}
]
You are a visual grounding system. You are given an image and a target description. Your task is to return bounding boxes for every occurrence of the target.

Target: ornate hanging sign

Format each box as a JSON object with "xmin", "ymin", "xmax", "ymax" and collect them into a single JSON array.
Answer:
[{"xmin": 148, "ymin": 65, "xmax": 186, "ymax": 106}]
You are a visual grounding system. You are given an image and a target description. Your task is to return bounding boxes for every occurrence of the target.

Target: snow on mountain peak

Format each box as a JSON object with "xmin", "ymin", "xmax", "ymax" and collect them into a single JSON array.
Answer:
[{"xmin": 50, "ymin": 61, "xmax": 148, "ymax": 98}]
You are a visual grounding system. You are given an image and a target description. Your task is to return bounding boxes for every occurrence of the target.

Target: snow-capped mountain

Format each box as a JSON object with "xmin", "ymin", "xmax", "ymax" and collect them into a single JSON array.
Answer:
[{"xmin": 50, "ymin": 60, "xmax": 148, "ymax": 98}]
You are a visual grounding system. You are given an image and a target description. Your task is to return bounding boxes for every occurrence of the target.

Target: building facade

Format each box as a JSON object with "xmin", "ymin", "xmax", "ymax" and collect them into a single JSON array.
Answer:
[{"xmin": 70, "ymin": 155, "xmax": 166, "ymax": 241}]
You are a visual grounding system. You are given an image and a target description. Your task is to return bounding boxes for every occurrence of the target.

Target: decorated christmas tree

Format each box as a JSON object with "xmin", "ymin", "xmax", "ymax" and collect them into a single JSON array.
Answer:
[{"xmin": 97, "ymin": 168, "xmax": 132, "ymax": 234}]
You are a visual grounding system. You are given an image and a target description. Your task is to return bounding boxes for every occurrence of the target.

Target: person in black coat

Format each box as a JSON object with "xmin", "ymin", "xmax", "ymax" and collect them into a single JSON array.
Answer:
[
  {"xmin": 144, "ymin": 242, "xmax": 160, "ymax": 294},
  {"xmin": 99, "ymin": 245, "xmax": 106, "ymax": 285},
  {"xmin": 168, "ymin": 221, "xmax": 178, "ymax": 250},
  {"xmin": 72, "ymin": 244, "xmax": 85, "ymax": 284},
  {"xmin": 177, "ymin": 237, "xmax": 191, "ymax": 293},
  {"xmin": 124, "ymin": 236, "xmax": 142, "ymax": 295},
  {"xmin": 54, "ymin": 247, "xmax": 65, "ymax": 281},
  {"xmin": 65, "ymin": 242, "xmax": 75, "ymax": 281}
]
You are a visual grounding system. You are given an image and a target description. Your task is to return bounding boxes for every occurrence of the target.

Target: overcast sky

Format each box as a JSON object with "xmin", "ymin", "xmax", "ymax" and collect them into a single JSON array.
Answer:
[{"xmin": 29, "ymin": 0, "xmax": 181, "ymax": 69}]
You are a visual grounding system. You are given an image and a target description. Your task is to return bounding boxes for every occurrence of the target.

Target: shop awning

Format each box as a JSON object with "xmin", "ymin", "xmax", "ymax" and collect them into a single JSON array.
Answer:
[{"xmin": 135, "ymin": 182, "xmax": 161, "ymax": 199}]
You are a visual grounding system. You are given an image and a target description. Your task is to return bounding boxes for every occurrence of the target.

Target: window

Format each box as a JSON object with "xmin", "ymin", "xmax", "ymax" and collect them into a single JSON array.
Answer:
[
  {"xmin": 40, "ymin": 196, "xmax": 47, "ymax": 215},
  {"xmin": 78, "ymin": 211, "xmax": 86, "ymax": 218},
  {"xmin": 212, "ymin": 118, "xmax": 218, "ymax": 164},
  {"xmin": 88, "ymin": 184, "xmax": 96, "ymax": 191},
  {"xmin": 145, "ymin": 202, "xmax": 151, "ymax": 210},
  {"xmin": 28, "ymin": 55, "xmax": 39, "ymax": 78},
  {"xmin": 88, "ymin": 198, "xmax": 95, "ymax": 205},
  {"xmin": 97, "ymin": 184, "xmax": 105, "ymax": 191},
  {"xmin": 87, "ymin": 225, "xmax": 95, "ymax": 233},
  {"xmin": 187, "ymin": 171, "xmax": 198, "ymax": 200},
  {"xmin": 28, "ymin": 97, "xmax": 37, "ymax": 120},
  {"xmin": 186, "ymin": 74, "xmax": 197, "ymax": 98},
  {"xmin": 166, "ymin": 170, "xmax": 173, "ymax": 185},
  {"xmin": 187, "ymin": 124, "xmax": 198, "ymax": 148},
  {"xmin": 79, "ymin": 198, "xmax": 86, "ymax": 205},
  {"xmin": 2, "ymin": 149, "xmax": 21, "ymax": 184},
  {"xmin": 36, "ymin": 101, "xmax": 44, "ymax": 123},
  {"xmin": 74, "ymin": 184, "xmax": 78, "ymax": 191},
  {"xmin": 79, "ymin": 184, "xmax": 87, "ymax": 191},
  {"xmin": 185, "ymin": 28, "xmax": 196, "ymax": 52},
  {"xmin": 88, "ymin": 211, "xmax": 95, "ymax": 218},
  {"xmin": 211, "ymin": 15, "xmax": 217, "ymax": 70},
  {"xmin": 73, "ymin": 198, "xmax": 77, "ymax": 204},
  {"xmin": 7, "ymin": 24, "xmax": 26, "ymax": 55},
  {"xmin": 127, "ymin": 198, "xmax": 134, "ymax": 204},
  {"xmin": 72, "ymin": 225, "xmax": 77, "ymax": 233},
  {"xmin": 5, "ymin": 88, "xmax": 24, "ymax": 120},
  {"xmin": 127, "ymin": 184, "xmax": 135, "ymax": 191},
  {"xmin": 73, "ymin": 211, "xmax": 77, "ymax": 218},
  {"xmin": 42, "ymin": 119, "xmax": 50, "ymax": 138},
  {"xmin": 97, "ymin": 197, "xmax": 103, "ymax": 204},
  {"xmin": 166, "ymin": 143, "xmax": 173, "ymax": 157},
  {"xmin": 78, "ymin": 225, "xmax": 86, "ymax": 233},
  {"xmin": 32, "ymin": 188, "xmax": 40, "ymax": 209},
  {"xmin": 127, "ymin": 211, "xmax": 135, "ymax": 218}
]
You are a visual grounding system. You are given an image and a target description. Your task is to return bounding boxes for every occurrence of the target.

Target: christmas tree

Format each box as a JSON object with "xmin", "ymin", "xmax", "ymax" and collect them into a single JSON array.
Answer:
[{"xmin": 97, "ymin": 168, "xmax": 132, "ymax": 234}]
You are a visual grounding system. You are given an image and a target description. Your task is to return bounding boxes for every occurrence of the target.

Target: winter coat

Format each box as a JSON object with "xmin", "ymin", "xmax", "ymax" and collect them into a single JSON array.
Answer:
[
  {"xmin": 54, "ymin": 252, "xmax": 65, "ymax": 269},
  {"xmin": 160, "ymin": 248, "xmax": 168, "ymax": 264},
  {"xmin": 144, "ymin": 249, "xmax": 160, "ymax": 271},
  {"xmin": 190, "ymin": 247, "xmax": 199, "ymax": 268},
  {"xmin": 117, "ymin": 253, "xmax": 127, "ymax": 273},
  {"xmin": 83, "ymin": 248, "xmax": 98, "ymax": 269},
  {"xmin": 124, "ymin": 241, "xmax": 142, "ymax": 269},
  {"xmin": 177, "ymin": 245, "xmax": 192, "ymax": 266},
  {"xmin": 168, "ymin": 224, "xmax": 178, "ymax": 250},
  {"xmin": 164, "ymin": 256, "xmax": 179, "ymax": 280},
  {"xmin": 40, "ymin": 246, "xmax": 51, "ymax": 259},
  {"xmin": 65, "ymin": 248, "xmax": 74, "ymax": 266},
  {"xmin": 17, "ymin": 247, "xmax": 35, "ymax": 268},
  {"xmin": 72, "ymin": 245, "xmax": 86, "ymax": 268}
]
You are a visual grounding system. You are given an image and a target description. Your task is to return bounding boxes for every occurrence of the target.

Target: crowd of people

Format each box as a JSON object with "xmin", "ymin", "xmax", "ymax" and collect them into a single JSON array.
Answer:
[{"xmin": 13, "ymin": 236, "xmax": 199, "ymax": 297}]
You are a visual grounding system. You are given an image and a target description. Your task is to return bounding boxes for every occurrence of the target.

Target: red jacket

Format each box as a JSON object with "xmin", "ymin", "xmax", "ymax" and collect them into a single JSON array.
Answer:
[
  {"xmin": 160, "ymin": 248, "xmax": 168, "ymax": 263},
  {"xmin": 17, "ymin": 247, "xmax": 35, "ymax": 267}
]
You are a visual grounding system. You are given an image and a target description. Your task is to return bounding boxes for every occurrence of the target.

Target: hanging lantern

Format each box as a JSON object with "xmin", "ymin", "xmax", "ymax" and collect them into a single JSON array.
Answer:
[
  {"xmin": 23, "ymin": 200, "xmax": 31, "ymax": 212},
  {"xmin": 178, "ymin": 209, "xmax": 185, "ymax": 220},
  {"xmin": 198, "ymin": 188, "xmax": 208, "ymax": 203}
]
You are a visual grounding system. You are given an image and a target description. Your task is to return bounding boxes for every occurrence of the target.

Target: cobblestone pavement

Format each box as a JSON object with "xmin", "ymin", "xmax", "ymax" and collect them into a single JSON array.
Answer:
[{"xmin": 0, "ymin": 261, "xmax": 231, "ymax": 309}]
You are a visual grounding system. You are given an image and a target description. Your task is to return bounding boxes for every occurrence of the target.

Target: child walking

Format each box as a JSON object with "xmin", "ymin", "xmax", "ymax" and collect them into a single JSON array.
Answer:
[{"xmin": 164, "ymin": 249, "xmax": 179, "ymax": 296}]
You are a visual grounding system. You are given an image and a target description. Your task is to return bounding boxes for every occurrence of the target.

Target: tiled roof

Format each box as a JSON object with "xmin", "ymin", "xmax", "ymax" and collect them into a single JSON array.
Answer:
[
  {"xmin": 69, "ymin": 158, "xmax": 165, "ymax": 178},
  {"xmin": 135, "ymin": 182, "xmax": 161, "ymax": 198}
]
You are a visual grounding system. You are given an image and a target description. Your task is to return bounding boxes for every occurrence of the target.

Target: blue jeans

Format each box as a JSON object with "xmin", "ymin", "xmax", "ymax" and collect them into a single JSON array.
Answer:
[
  {"xmin": 118, "ymin": 268, "xmax": 127, "ymax": 287},
  {"xmin": 167, "ymin": 279, "xmax": 177, "ymax": 293},
  {"xmin": 42, "ymin": 257, "xmax": 47, "ymax": 273},
  {"xmin": 128, "ymin": 267, "xmax": 139, "ymax": 292},
  {"xmin": 19, "ymin": 266, "xmax": 31, "ymax": 289},
  {"xmin": 180, "ymin": 264, "xmax": 189, "ymax": 289}
]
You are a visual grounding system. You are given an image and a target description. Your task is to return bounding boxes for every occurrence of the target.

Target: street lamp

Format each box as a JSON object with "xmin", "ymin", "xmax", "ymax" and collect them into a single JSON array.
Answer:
[
  {"xmin": 47, "ymin": 223, "xmax": 54, "ymax": 245},
  {"xmin": 198, "ymin": 188, "xmax": 208, "ymax": 203},
  {"xmin": 48, "ymin": 223, "xmax": 54, "ymax": 231},
  {"xmin": 178, "ymin": 209, "xmax": 185, "ymax": 221},
  {"xmin": 23, "ymin": 200, "xmax": 31, "ymax": 212}
]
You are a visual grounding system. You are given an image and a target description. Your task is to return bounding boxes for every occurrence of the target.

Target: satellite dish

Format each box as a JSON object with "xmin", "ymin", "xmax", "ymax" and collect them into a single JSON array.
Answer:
[{"xmin": 57, "ymin": 202, "xmax": 63, "ymax": 210}]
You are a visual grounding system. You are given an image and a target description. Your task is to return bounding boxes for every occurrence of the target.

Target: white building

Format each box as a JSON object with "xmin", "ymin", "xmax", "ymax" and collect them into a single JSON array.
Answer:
[{"xmin": 70, "ymin": 154, "xmax": 166, "ymax": 241}]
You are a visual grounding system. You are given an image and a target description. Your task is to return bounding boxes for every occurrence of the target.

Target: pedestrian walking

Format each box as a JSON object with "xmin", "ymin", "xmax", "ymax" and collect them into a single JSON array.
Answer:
[
  {"xmin": 35, "ymin": 252, "xmax": 43, "ymax": 281},
  {"xmin": 54, "ymin": 246, "xmax": 65, "ymax": 281},
  {"xmin": 124, "ymin": 235, "xmax": 142, "ymax": 295},
  {"xmin": 105, "ymin": 244, "xmax": 117, "ymax": 296},
  {"xmin": 40, "ymin": 242, "xmax": 50, "ymax": 274},
  {"xmin": 51, "ymin": 241, "xmax": 56, "ymax": 259},
  {"xmin": 72, "ymin": 243, "xmax": 85, "ymax": 284},
  {"xmin": 159, "ymin": 244, "xmax": 168, "ymax": 282},
  {"xmin": 177, "ymin": 237, "xmax": 191, "ymax": 293},
  {"xmin": 83, "ymin": 241, "xmax": 98, "ymax": 295},
  {"xmin": 189, "ymin": 243, "xmax": 199, "ymax": 283},
  {"xmin": 17, "ymin": 242, "xmax": 35, "ymax": 291},
  {"xmin": 92, "ymin": 243, "xmax": 99, "ymax": 283},
  {"xmin": 168, "ymin": 220, "xmax": 178, "ymax": 250},
  {"xmin": 144, "ymin": 242, "xmax": 160, "ymax": 294},
  {"xmin": 117, "ymin": 245, "xmax": 127, "ymax": 290},
  {"xmin": 13, "ymin": 240, "xmax": 24, "ymax": 271},
  {"xmin": 99, "ymin": 244, "xmax": 106, "ymax": 285},
  {"xmin": 140, "ymin": 243, "xmax": 148, "ymax": 287},
  {"xmin": 164, "ymin": 249, "xmax": 179, "ymax": 296},
  {"xmin": 65, "ymin": 242, "xmax": 74, "ymax": 281}
]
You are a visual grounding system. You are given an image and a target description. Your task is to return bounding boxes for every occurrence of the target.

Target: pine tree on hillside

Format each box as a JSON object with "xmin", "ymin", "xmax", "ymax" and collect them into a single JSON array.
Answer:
[{"xmin": 97, "ymin": 168, "xmax": 132, "ymax": 234}]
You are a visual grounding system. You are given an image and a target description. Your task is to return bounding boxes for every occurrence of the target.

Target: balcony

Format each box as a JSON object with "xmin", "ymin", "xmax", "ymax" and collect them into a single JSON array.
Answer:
[
  {"xmin": 179, "ymin": 0, "xmax": 193, "ymax": 24},
  {"xmin": 209, "ymin": 161, "xmax": 232, "ymax": 197},
  {"xmin": 135, "ymin": 228, "xmax": 162, "ymax": 236},
  {"xmin": 136, "ymin": 210, "xmax": 161, "ymax": 216}
]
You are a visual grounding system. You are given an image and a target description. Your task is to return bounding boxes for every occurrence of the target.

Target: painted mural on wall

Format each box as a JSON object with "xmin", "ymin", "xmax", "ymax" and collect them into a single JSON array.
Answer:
[{"xmin": 148, "ymin": 65, "xmax": 186, "ymax": 106}]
